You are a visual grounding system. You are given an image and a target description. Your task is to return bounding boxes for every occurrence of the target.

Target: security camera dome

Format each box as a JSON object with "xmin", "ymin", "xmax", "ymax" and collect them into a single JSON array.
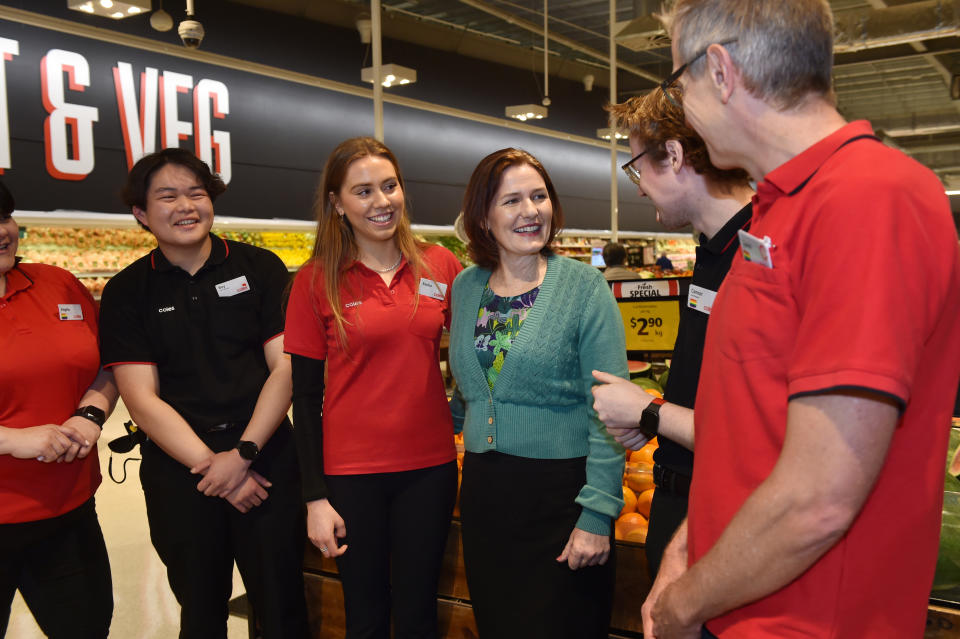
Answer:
[{"xmin": 178, "ymin": 19, "xmax": 205, "ymax": 49}]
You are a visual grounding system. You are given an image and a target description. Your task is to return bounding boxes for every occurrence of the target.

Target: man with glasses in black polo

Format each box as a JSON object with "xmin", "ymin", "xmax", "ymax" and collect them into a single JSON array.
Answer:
[
  {"xmin": 591, "ymin": 86, "xmax": 752, "ymax": 581},
  {"xmin": 640, "ymin": 1, "xmax": 960, "ymax": 638}
]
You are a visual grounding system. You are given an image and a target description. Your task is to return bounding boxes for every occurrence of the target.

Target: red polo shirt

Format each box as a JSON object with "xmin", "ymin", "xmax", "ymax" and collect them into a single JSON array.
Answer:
[
  {"xmin": 0, "ymin": 263, "xmax": 102, "ymax": 523},
  {"xmin": 284, "ymin": 244, "xmax": 462, "ymax": 475},
  {"xmin": 691, "ymin": 121, "xmax": 960, "ymax": 637}
]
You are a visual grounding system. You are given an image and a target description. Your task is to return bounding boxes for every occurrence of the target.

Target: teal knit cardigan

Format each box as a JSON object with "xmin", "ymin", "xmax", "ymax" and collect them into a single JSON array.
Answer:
[{"xmin": 449, "ymin": 254, "xmax": 628, "ymax": 535}]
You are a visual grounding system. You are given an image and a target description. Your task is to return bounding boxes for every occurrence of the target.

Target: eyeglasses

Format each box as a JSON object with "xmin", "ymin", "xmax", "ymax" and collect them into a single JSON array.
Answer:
[
  {"xmin": 660, "ymin": 38, "xmax": 738, "ymax": 108},
  {"xmin": 621, "ymin": 149, "xmax": 648, "ymax": 187}
]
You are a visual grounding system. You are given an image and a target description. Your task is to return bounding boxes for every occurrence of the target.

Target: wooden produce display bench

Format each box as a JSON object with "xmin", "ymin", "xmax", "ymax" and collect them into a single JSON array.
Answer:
[{"xmin": 302, "ymin": 519, "xmax": 652, "ymax": 638}]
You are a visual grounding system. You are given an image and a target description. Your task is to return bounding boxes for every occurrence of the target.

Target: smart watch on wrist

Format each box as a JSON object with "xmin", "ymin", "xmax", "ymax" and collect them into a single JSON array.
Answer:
[
  {"xmin": 638, "ymin": 397, "xmax": 666, "ymax": 440},
  {"xmin": 235, "ymin": 440, "xmax": 260, "ymax": 461},
  {"xmin": 73, "ymin": 405, "xmax": 106, "ymax": 429}
]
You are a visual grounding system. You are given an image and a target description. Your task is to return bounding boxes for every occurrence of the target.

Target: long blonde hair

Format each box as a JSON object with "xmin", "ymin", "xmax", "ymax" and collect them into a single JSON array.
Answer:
[{"xmin": 308, "ymin": 137, "xmax": 428, "ymax": 348}]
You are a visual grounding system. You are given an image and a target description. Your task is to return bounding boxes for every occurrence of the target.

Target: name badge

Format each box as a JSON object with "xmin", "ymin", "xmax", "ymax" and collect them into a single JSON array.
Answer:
[
  {"xmin": 687, "ymin": 285, "xmax": 717, "ymax": 315},
  {"xmin": 215, "ymin": 275, "xmax": 250, "ymax": 298},
  {"xmin": 418, "ymin": 278, "xmax": 448, "ymax": 301},
  {"xmin": 58, "ymin": 303, "xmax": 83, "ymax": 321},
  {"xmin": 737, "ymin": 230, "xmax": 775, "ymax": 269}
]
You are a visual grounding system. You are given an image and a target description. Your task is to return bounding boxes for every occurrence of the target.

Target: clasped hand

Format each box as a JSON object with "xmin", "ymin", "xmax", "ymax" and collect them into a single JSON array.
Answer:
[{"xmin": 191, "ymin": 450, "xmax": 271, "ymax": 513}]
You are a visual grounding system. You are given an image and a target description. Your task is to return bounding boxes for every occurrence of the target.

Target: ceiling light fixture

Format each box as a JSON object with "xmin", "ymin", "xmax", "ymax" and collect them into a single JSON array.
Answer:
[
  {"xmin": 68, "ymin": 0, "xmax": 151, "ymax": 19},
  {"xmin": 505, "ymin": 104, "xmax": 548, "ymax": 121},
  {"xmin": 507, "ymin": 0, "xmax": 551, "ymax": 122},
  {"xmin": 596, "ymin": 128, "xmax": 628, "ymax": 140},
  {"xmin": 361, "ymin": 63, "xmax": 417, "ymax": 88}
]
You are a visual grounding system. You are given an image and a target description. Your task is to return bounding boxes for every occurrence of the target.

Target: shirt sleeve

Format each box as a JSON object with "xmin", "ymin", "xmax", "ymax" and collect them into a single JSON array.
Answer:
[
  {"xmin": 787, "ymin": 173, "xmax": 954, "ymax": 408},
  {"xmin": 98, "ymin": 270, "xmax": 156, "ymax": 367},
  {"xmin": 256, "ymin": 248, "xmax": 292, "ymax": 345},
  {"xmin": 574, "ymin": 273, "xmax": 628, "ymax": 535},
  {"xmin": 284, "ymin": 265, "xmax": 329, "ymax": 360}
]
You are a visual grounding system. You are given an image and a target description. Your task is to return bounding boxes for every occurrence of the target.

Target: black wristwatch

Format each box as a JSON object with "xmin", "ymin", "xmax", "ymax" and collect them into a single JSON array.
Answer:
[
  {"xmin": 235, "ymin": 440, "xmax": 260, "ymax": 461},
  {"xmin": 638, "ymin": 397, "xmax": 666, "ymax": 439},
  {"xmin": 73, "ymin": 405, "xmax": 106, "ymax": 429}
]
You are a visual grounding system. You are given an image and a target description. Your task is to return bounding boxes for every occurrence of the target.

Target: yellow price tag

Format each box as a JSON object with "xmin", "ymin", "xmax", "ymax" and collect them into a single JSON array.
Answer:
[{"xmin": 619, "ymin": 300, "xmax": 680, "ymax": 351}]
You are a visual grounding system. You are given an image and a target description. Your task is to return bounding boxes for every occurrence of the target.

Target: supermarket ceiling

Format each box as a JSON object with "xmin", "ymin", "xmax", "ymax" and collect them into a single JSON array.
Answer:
[{"xmin": 228, "ymin": 0, "xmax": 960, "ymax": 189}]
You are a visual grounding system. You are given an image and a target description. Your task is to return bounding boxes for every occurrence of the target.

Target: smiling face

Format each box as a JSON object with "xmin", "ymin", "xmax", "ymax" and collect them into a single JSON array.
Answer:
[
  {"xmin": 486, "ymin": 163, "xmax": 553, "ymax": 263},
  {"xmin": 331, "ymin": 155, "xmax": 405, "ymax": 254},
  {"xmin": 133, "ymin": 163, "xmax": 214, "ymax": 251},
  {"xmin": 0, "ymin": 210, "xmax": 18, "ymax": 277}
]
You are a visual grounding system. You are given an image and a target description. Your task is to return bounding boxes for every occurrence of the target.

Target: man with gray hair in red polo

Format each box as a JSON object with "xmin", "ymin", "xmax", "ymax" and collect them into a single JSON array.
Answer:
[{"xmin": 642, "ymin": 1, "xmax": 960, "ymax": 638}]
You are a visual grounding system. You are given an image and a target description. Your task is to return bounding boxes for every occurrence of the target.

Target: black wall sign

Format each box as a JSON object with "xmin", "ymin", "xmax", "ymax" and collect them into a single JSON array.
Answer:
[{"xmin": 0, "ymin": 17, "xmax": 656, "ymax": 231}]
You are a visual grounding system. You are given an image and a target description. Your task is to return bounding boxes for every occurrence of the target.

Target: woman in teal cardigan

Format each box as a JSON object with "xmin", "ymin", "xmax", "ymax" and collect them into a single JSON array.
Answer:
[{"xmin": 450, "ymin": 148, "xmax": 628, "ymax": 638}]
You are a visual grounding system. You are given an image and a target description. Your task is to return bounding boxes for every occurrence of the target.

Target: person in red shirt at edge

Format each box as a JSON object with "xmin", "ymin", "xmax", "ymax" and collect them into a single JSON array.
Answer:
[
  {"xmin": 641, "ymin": 2, "xmax": 960, "ymax": 638},
  {"xmin": 0, "ymin": 179, "xmax": 118, "ymax": 638},
  {"xmin": 284, "ymin": 137, "xmax": 463, "ymax": 639}
]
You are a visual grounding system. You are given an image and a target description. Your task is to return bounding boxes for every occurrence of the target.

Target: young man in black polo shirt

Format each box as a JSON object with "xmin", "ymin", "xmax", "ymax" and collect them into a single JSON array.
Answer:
[
  {"xmin": 98, "ymin": 148, "xmax": 308, "ymax": 638},
  {"xmin": 592, "ymin": 88, "xmax": 753, "ymax": 579}
]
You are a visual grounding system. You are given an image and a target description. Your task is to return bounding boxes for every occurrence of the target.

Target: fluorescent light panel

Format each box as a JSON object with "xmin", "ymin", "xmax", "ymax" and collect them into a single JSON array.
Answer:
[
  {"xmin": 360, "ymin": 64, "xmax": 417, "ymax": 88},
  {"xmin": 67, "ymin": 0, "xmax": 150, "ymax": 19}
]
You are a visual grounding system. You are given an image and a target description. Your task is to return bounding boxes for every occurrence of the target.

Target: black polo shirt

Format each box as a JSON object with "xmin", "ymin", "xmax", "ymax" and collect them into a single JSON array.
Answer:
[
  {"xmin": 654, "ymin": 204, "xmax": 752, "ymax": 477},
  {"xmin": 99, "ymin": 234, "xmax": 290, "ymax": 432}
]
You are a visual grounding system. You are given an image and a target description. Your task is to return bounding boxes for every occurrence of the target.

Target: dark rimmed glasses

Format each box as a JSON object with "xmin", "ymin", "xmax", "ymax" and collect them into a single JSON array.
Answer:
[
  {"xmin": 660, "ymin": 38, "xmax": 738, "ymax": 108},
  {"xmin": 621, "ymin": 149, "xmax": 648, "ymax": 187}
]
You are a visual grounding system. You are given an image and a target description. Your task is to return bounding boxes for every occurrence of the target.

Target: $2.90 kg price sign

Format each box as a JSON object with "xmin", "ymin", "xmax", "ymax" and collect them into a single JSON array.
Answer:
[
  {"xmin": 618, "ymin": 300, "xmax": 681, "ymax": 351},
  {"xmin": 610, "ymin": 278, "xmax": 689, "ymax": 353}
]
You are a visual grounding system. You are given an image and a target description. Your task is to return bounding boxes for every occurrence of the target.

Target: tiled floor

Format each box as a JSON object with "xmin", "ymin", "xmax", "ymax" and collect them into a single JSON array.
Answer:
[{"xmin": 6, "ymin": 402, "xmax": 249, "ymax": 639}]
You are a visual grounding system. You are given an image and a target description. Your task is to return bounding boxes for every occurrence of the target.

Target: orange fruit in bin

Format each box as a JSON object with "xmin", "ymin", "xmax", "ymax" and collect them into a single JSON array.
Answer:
[
  {"xmin": 636, "ymin": 488, "xmax": 655, "ymax": 518},
  {"xmin": 615, "ymin": 512, "xmax": 648, "ymax": 542},
  {"xmin": 643, "ymin": 388, "xmax": 664, "ymax": 399},
  {"xmin": 629, "ymin": 445, "xmax": 656, "ymax": 466},
  {"xmin": 625, "ymin": 465, "xmax": 655, "ymax": 494},
  {"xmin": 620, "ymin": 486, "xmax": 638, "ymax": 517}
]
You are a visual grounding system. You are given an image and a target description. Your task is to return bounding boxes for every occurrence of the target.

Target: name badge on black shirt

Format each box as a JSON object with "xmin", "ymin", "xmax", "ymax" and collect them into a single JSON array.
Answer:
[{"xmin": 215, "ymin": 275, "xmax": 250, "ymax": 297}]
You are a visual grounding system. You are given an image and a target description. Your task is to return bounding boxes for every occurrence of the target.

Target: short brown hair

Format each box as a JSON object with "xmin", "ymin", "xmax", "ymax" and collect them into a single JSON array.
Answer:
[
  {"xmin": 663, "ymin": 0, "xmax": 835, "ymax": 109},
  {"xmin": 606, "ymin": 88, "xmax": 750, "ymax": 187},
  {"xmin": 461, "ymin": 148, "xmax": 564, "ymax": 270}
]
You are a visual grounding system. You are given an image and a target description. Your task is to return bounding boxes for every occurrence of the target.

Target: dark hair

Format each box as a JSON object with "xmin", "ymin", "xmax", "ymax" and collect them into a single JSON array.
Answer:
[
  {"xmin": 606, "ymin": 89, "xmax": 750, "ymax": 188},
  {"xmin": 121, "ymin": 148, "xmax": 226, "ymax": 231},
  {"xmin": 602, "ymin": 242, "xmax": 627, "ymax": 266},
  {"xmin": 0, "ymin": 179, "xmax": 13, "ymax": 217},
  {"xmin": 461, "ymin": 148, "xmax": 564, "ymax": 270}
]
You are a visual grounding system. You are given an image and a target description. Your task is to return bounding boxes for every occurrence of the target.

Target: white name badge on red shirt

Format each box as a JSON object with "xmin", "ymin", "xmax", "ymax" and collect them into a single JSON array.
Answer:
[
  {"xmin": 687, "ymin": 285, "xmax": 717, "ymax": 315},
  {"xmin": 737, "ymin": 230, "xmax": 776, "ymax": 268},
  {"xmin": 418, "ymin": 278, "xmax": 448, "ymax": 301},
  {"xmin": 215, "ymin": 275, "xmax": 250, "ymax": 297},
  {"xmin": 58, "ymin": 303, "xmax": 83, "ymax": 320}
]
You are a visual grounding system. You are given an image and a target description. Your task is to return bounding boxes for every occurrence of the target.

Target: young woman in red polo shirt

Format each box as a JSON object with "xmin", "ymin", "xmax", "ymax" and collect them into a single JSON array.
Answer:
[
  {"xmin": 284, "ymin": 137, "xmax": 462, "ymax": 638},
  {"xmin": 0, "ymin": 179, "xmax": 118, "ymax": 638}
]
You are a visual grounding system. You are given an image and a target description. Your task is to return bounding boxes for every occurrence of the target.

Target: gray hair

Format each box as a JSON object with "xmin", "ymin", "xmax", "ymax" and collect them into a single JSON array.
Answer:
[{"xmin": 662, "ymin": 0, "xmax": 835, "ymax": 109}]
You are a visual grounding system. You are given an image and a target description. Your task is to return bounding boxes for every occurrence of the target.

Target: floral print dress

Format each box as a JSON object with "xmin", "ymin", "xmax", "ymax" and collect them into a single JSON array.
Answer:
[{"xmin": 474, "ymin": 284, "xmax": 540, "ymax": 391}]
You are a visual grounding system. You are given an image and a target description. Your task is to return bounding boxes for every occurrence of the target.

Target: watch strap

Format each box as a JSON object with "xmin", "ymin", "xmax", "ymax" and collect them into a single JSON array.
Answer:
[
  {"xmin": 73, "ymin": 405, "xmax": 106, "ymax": 429},
  {"xmin": 638, "ymin": 397, "xmax": 666, "ymax": 439},
  {"xmin": 235, "ymin": 440, "xmax": 260, "ymax": 461}
]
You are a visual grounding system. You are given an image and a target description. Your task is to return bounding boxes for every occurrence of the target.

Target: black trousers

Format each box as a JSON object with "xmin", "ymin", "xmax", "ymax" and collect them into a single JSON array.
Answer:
[
  {"xmin": 645, "ymin": 486, "xmax": 689, "ymax": 580},
  {"xmin": 459, "ymin": 451, "xmax": 615, "ymax": 639},
  {"xmin": 0, "ymin": 497, "xmax": 113, "ymax": 638},
  {"xmin": 324, "ymin": 461, "xmax": 458, "ymax": 639},
  {"xmin": 139, "ymin": 421, "xmax": 308, "ymax": 639}
]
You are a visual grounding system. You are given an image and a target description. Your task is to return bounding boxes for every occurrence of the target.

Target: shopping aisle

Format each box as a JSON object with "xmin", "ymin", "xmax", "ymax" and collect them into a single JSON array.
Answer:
[{"xmin": 6, "ymin": 401, "xmax": 248, "ymax": 639}]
